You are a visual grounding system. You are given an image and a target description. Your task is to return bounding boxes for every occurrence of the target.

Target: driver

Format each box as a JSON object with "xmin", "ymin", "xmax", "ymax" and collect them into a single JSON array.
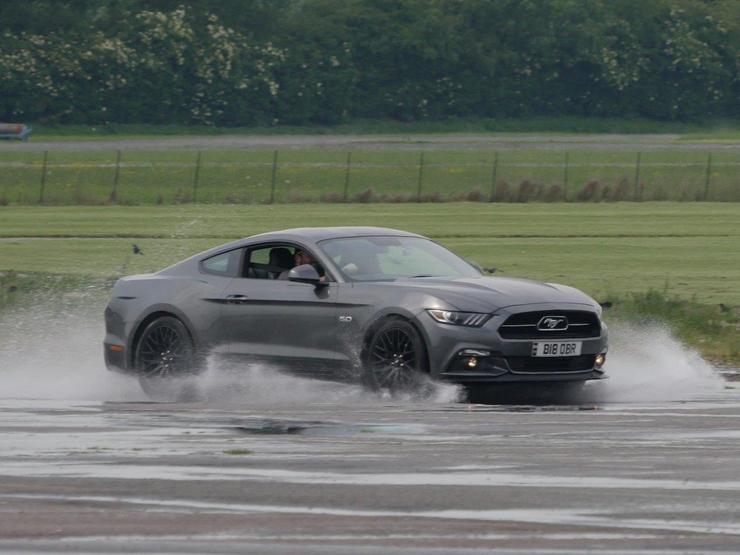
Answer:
[{"xmin": 278, "ymin": 249, "xmax": 326, "ymax": 281}]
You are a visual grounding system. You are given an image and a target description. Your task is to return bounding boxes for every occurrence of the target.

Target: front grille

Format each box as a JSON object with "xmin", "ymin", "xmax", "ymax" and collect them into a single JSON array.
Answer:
[
  {"xmin": 506, "ymin": 355, "xmax": 596, "ymax": 373},
  {"xmin": 498, "ymin": 310, "xmax": 600, "ymax": 339}
]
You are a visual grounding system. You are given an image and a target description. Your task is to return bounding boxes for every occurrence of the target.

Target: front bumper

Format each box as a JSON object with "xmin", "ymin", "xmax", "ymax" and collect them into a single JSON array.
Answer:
[
  {"xmin": 440, "ymin": 357, "xmax": 606, "ymax": 383},
  {"xmin": 104, "ymin": 341, "xmax": 131, "ymax": 374},
  {"xmin": 422, "ymin": 303, "xmax": 608, "ymax": 384}
]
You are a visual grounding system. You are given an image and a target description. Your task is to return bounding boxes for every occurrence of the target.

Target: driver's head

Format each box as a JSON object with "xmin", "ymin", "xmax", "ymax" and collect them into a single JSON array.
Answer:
[{"xmin": 294, "ymin": 249, "xmax": 315, "ymax": 266}]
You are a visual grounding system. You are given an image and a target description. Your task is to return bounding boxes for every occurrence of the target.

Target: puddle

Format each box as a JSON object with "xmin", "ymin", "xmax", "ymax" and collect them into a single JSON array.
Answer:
[
  {"xmin": 231, "ymin": 419, "xmax": 427, "ymax": 437},
  {"xmin": 3, "ymin": 493, "xmax": 740, "ymax": 537}
]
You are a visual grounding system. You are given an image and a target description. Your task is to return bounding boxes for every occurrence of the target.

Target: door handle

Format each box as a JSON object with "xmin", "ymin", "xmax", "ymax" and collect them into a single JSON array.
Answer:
[{"xmin": 226, "ymin": 294, "xmax": 249, "ymax": 304}]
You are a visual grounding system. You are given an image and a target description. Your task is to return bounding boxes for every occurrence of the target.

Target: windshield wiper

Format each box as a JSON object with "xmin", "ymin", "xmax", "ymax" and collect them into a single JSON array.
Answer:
[{"xmin": 409, "ymin": 274, "xmax": 441, "ymax": 278}]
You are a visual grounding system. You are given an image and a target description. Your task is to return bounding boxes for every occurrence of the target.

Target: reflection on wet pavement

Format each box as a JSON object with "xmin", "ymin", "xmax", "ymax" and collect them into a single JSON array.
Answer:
[{"xmin": 1, "ymin": 390, "xmax": 740, "ymax": 553}]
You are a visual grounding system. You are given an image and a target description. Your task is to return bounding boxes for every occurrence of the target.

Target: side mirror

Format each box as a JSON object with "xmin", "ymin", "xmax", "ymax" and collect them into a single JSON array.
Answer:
[{"xmin": 288, "ymin": 264, "xmax": 324, "ymax": 285}]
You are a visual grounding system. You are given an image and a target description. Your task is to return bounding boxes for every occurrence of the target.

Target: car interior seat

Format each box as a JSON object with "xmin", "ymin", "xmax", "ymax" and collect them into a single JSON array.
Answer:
[{"xmin": 268, "ymin": 247, "xmax": 294, "ymax": 279}]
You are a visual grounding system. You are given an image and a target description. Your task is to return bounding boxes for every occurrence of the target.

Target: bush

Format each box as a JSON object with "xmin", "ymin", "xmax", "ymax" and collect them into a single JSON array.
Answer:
[
  {"xmin": 491, "ymin": 182, "xmax": 510, "ymax": 202},
  {"xmin": 173, "ymin": 189, "xmax": 193, "ymax": 204},
  {"xmin": 381, "ymin": 193, "xmax": 412, "ymax": 202},
  {"xmin": 354, "ymin": 187, "xmax": 375, "ymax": 203},
  {"xmin": 418, "ymin": 192, "xmax": 443, "ymax": 203},
  {"xmin": 577, "ymin": 181, "xmax": 601, "ymax": 202},
  {"xmin": 320, "ymin": 192, "xmax": 345, "ymax": 203},
  {"xmin": 604, "ymin": 178, "xmax": 631, "ymax": 202},
  {"xmin": 223, "ymin": 193, "xmax": 243, "ymax": 204},
  {"xmin": 544, "ymin": 185, "xmax": 563, "ymax": 202},
  {"xmin": 516, "ymin": 180, "xmax": 541, "ymax": 203},
  {"xmin": 288, "ymin": 190, "xmax": 310, "ymax": 203},
  {"xmin": 0, "ymin": 2, "xmax": 737, "ymax": 124},
  {"xmin": 465, "ymin": 188, "xmax": 486, "ymax": 202}
]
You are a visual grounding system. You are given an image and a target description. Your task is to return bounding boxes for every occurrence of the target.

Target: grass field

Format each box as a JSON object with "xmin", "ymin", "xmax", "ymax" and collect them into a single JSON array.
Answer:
[
  {"xmin": 1, "ymin": 202, "xmax": 738, "ymax": 303},
  {"xmin": 1, "ymin": 202, "xmax": 738, "ymax": 362},
  {"xmin": 1, "ymin": 147, "xmax": 739, "ymax": 204}
]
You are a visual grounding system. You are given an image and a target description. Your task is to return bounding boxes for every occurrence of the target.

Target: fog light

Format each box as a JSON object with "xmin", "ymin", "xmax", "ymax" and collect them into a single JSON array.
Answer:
[
  {"xmin": 467, "ymin": 357, "xmax": 479, "ymax": 369},
  {"xmin": 595, "ymin": 353, "xmax": 606, "ymax": 367},
  {"xmin": 460, "ymin": 349, "xmax": 490, "ymax": 357},
  {"xmin": 110, "ymin": 344, "xmax": 124, "ymax": 353}
]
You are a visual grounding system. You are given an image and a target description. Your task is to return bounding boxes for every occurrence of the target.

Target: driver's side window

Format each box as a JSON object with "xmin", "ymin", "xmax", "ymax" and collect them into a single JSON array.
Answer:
[
  {"xmin": 242, "ymin": 243, "xmax": 329, "ymax": 281},
  {"xmin": 244, "ymin": 244, "xmax": 296, "ymax": 280}
]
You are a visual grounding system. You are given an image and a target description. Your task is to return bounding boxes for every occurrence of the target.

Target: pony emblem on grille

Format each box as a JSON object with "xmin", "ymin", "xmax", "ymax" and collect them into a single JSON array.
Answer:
[{"xmin": 537, "ymin": 316, "xmax": 569, "ymax": 331}]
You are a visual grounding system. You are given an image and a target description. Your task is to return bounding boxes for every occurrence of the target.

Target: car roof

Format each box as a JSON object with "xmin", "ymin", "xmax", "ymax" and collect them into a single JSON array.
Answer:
[{"xmin": 246, "ymin": 226, "xmax": 424, "ymax": 244}]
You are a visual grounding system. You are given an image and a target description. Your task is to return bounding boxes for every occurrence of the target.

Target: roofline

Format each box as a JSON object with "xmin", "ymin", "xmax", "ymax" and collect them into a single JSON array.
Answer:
[
  {"xmin": 159, "ymin": 227, "xmax": 427, "ymax": 275},
  {"xmin": 246, "ymin": 226, "xmax": 424, "ymax": 243}
]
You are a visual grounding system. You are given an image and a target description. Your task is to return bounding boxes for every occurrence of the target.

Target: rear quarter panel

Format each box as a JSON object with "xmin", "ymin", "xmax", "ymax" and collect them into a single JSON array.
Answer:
[{"xmin": 105, "ymin": 273, "xmax": 230, "ymax": 370}]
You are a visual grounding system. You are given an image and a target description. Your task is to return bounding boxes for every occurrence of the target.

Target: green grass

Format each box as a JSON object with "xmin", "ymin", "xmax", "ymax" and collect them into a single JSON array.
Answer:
[
  {"xmin": 1, "ymin": 202, "xmax": 738, "ymax": 363},
  {"xmin": 1, "ymin": 202, "xmax": 738, "ymax": 305},
  {"xmin": 604, "ymin": 290, "xmax": 739, "ymax": 364},
  {"xmin": 0, "ymin": 270, "xmax": 114, "ymax": 313},
  {"xmin": 1, "ymin": 147, "xmax": 738, "ymax": 204}
]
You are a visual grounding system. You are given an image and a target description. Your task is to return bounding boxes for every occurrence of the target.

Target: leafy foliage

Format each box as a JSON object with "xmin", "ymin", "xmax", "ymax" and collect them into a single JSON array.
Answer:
[{"xmin": 0, "ymin": 0, "xmax": 737, "ymax": 124}]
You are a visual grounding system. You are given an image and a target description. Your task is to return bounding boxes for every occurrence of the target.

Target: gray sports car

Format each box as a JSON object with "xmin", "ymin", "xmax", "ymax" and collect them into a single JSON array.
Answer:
[{"xmin": 104, "ymin": 227, "xmax": 608, "ymax": 397}]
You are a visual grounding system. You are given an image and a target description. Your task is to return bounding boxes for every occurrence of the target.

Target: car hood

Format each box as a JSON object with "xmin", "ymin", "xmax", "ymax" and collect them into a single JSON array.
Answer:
[{"xmin": 393, "ymin": 276, "xmax": 598, "ymax": 313}]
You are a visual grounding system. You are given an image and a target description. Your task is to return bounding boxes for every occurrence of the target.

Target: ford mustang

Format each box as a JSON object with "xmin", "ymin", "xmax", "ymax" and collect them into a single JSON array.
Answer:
[{"xmin": 104, "ymin": 227, "xmax": 608, "ymax": 398}]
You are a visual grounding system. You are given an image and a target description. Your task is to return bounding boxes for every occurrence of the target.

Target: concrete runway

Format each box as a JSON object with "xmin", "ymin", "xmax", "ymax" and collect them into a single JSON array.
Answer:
[{"xmin": 2, "ymin": 384, "xmax": 740, "ymax": 554}]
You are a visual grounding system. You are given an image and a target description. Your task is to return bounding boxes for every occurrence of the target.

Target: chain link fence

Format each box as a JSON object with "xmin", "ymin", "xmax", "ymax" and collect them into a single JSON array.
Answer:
[{"xmin": 1, "ymin": 149, "xmax": 738, "ymax": 204}]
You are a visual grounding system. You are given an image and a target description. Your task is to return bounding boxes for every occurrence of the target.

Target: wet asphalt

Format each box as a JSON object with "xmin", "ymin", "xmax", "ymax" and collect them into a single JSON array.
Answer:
[{"xmin": 1, "ymin": 383, "xmax": 740, "ymax": 554}]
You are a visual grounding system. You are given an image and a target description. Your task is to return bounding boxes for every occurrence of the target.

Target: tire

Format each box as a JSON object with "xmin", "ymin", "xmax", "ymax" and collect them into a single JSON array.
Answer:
[
  {"xmin": 134, "ymin": 316, "xmax": 201, "ymax": 401},
  {"xmin": 363, "ymin": 317, "xmax": 428, "ymax": 393}
]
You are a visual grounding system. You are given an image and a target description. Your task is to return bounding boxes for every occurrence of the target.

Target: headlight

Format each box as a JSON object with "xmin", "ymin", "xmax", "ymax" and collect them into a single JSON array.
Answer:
[{"xmin": 427, "ymin": 309, "xmax": 491, "ymax": 327}]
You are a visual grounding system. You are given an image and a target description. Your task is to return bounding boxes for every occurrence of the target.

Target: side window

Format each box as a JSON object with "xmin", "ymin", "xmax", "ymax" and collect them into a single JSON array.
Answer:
[
  {"xmin": 244, "ymin": 244, "xmax": 296, "ymax": 280},
  {"xmin": 201, "ymin": 249, "xmax": 242, "ymax": 277},
  {"xmin": 242, "ymin": 243, "xmax": 328, "ymax": 281}
]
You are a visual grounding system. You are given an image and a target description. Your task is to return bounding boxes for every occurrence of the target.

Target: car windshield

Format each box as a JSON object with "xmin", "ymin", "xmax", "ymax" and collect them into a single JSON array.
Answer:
[{"xmin": 318, "ymin": 236, "xmax": 481, "ymax": 282}]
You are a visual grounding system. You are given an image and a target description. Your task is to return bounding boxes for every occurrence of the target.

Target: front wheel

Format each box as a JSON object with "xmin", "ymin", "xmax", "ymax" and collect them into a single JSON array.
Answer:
[
  {"xmin": 134, "ymin": 316, "xmax": 200, "ymax": 400},
  {"xmin": 363, "ymin": 317, "xmax": 428, "ymax": 393}
]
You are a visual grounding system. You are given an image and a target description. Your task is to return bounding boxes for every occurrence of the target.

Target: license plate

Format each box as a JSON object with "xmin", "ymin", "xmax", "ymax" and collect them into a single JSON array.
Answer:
[{"xmin": 531, "ymin": 341, "xmax": 582, "ymax": 357}]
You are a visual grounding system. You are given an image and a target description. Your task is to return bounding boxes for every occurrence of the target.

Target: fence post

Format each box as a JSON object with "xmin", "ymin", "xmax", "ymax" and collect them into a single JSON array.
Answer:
[
  {"xmin": 38, "ymin": 150, "xmax": 48, "ymax": 204},
  {"xmin": 563, "ymin": 151, "xmax": 569, "ymax": 201},
  {"xmin": 633, "ymin": 152, "xmax": 642, "ymax": 201},
  {"xmin": 343, "ymin": 151, "xmax": 352, "ymax": 202},
  {"xmin": 192, "ymin": 150, "xmax": 202, "ymax": 202},
  {"xmin": 416, "ymin": 152, "xmax": 425, "ymax": 201},
  {"xmin": 110, "ymin": 150, "xmax": 122, "ymax": 201},
  {"xmin": 489, "ymin": 151, "xmax": 499, "ymax": 202},
  {"xmin": 269, "ymin": 150, "xmax": 279, "ymax": 204},
  {"xmin": 703, "ymin": 153, "xmax": 712, "ymax": 201}
]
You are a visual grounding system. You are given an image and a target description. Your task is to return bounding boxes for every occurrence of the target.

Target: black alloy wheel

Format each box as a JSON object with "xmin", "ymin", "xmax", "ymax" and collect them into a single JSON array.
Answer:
[
  {"xmin": 134, "ymin": 316, "xmax": 198, "ymax": 399},
  {"xmin": 365, "ymin": 317, "xmax": 427, "ymax": 392}
]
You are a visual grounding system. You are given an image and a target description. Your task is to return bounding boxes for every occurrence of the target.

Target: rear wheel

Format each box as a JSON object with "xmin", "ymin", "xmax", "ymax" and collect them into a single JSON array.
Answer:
[
  {"xmin": 363, "ymin": 317, "xmax": 427, "ymax": 393},
  {"xmin": 134, "ymin": 316, "xmax": 200, "ymax": 401}
]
